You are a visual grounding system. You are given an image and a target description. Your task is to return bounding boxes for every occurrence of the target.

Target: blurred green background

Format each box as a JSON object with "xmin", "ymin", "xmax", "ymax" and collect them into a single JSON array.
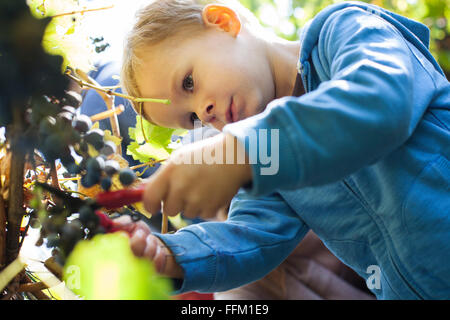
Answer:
[{"xmin": 240, "ymin": 0, "xmax": 450, "ymax": 78}]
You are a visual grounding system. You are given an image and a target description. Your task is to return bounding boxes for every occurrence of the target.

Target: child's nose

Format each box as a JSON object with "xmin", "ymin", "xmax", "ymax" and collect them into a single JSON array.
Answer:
[{"xmin": 201, "ymin": 104, "xmax": 216, "ymax": 123}]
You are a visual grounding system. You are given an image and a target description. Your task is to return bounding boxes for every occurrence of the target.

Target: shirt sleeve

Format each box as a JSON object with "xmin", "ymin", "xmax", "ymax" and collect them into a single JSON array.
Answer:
[
  {"xmin": 223, "ymin": 7, "xmax": 416, "ymax": 197},
  {"xmin": 155, "ymin": 189, "xmax": 308, "ymax": 294}
]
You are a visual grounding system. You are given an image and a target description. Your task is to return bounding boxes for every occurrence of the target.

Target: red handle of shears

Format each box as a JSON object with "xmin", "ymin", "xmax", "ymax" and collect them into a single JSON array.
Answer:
[
  {"xmin": 95, "ymin": 184, "xmax": 146, "ymax": 210},
  {"xmin": 95, "ymin": 211, "xmax": 131, "ymax": 234}
]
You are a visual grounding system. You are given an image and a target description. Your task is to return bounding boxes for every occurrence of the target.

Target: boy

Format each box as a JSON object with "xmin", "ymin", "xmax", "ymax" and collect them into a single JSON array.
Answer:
[
  {"xmin": 82, "ymin": 59, "xmax": 371, "ymax": 299},
  {"xmin": 117, "ymin": 0, "xmax": 450, "ymax": 299}
]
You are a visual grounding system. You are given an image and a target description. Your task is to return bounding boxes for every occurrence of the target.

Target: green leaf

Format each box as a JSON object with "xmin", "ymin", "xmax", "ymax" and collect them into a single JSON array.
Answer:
[
  {"xmin": 127, "ymin": 141, "xmax": 170, "ymax": 163},
  {"xmin": 63, "ymin": 233, "xmax": 172, "ymax": 300},
  {"xmin": 28, "ymin": 0, "xmax": 94, "ymax": 72},
  {"xmin": 28, "ymin": 0, "xmax": 76, "ymax": 19},
  {"xmin": 127, "ymin": 115, "xmax": 187, "ymax": 163},
  {"xmin": 42, "ymin": 16, "xmax": 93, "ymax": 72}
]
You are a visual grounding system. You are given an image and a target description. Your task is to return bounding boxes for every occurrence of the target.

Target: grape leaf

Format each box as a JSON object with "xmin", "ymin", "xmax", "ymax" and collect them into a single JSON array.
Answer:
[
  {"xmin": 103, "ymin": 127, "xmax": 122, "ymax": 147},
  {"xmin": 28, "ymin": 0, "xmax": 94, "ymax": 72},
  {"xmin": 127, "ymin": 115, "xmax": 187, "ymax": 163},
  {"xmin": 63, "ymin": 233, "xmax": 172, "ymax": 300},
  {"xmin": 42, "ymin": 16, "xmax": 93, "ymax": 72},
  {"xmin": 127, "ymin": 141, "xmax": 170, "ymax": 163}
]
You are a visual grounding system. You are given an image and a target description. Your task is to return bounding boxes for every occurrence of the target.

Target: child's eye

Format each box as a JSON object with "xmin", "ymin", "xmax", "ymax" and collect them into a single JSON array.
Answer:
[
  {"xmin": 183, "ymin": 74, "xmax": 194, "ymax": 92},
  {"xmin": 190, "ymin": 112, "xmax": 200, "ymax": 124}
]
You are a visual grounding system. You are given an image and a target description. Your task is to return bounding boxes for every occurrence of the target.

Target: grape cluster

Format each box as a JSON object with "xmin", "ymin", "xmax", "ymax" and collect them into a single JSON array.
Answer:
[
  {"xmin": 74, "ymin": 123, "xmax": 137, "ymax": 191},
  {"xmin": 1, "ymin": 0, "xmax": 142, "ymax": 267},
  {"xmin": 30, "ymin": 197, "xmax": 106, "ymax": 263},
  {"xmin": 31, "ymin": 87, "xmax": 137, "ymax": 191},
  {"xmin": 28, "ymin": 91, "xmax": 140, "ymax": 262}
]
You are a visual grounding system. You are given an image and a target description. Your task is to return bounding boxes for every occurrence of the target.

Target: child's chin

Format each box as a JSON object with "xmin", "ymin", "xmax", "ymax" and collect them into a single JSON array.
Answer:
[{"xmin": 248, "ymin": 104, "xmax": 265, "ymax": 118}]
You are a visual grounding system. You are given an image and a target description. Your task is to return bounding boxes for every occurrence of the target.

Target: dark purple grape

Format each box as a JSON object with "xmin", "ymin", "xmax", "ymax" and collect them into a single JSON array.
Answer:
[
  {"xmin": 119, "ymin": 168, "xmax": 136, "ymax": 186},
  {"xmin": 60, "ymin": 220, "xmax": 84, "ymax": 254},
  {"xmin": 61, "ymin": 91, "xmax": 82, "ymax": 108},
  {"xmin": 84, "ymin": 128, "xmax": 105, "ymax": 150},
  {"xmin": 46, "ymin": 233, "xmax": 60, "ymax": 248},
  {"xmin": 66, "ymin": 162, "xmax": 81, "ymax": 175},
  {"xmin": 72, "ymin": 114, "xmax": 92, "ymax": 133},
  {"xmin": 60, "ymin": 154, "xmax": 75, "ymax": 167},
  {"xmin": 80, "ymin": 173, "xmax": 99, "ymax": 188},
  {"xmin": 86, "ymin": 157, "xmax": 99, "ymax": 172},
  {"xmin": 86, "ymin": 156, "xmax": 105, "ymax": 172},
  {"xmin": 100, "ymin": 140, "xmax": 116, "ymax": 156},
  {"xmin": 61, "ymin": 105, "xmax": 76, "ymax": 114},
  {"xmin": 89, "ymin": 172, "xmax": 101, "ymax": 185},
  {"xmin": 100, "ymin": 176, "xmax": 112, "ymax": 191},
  {"xmin": 79, "ymin": 205, "xmax": 100, "ymax": 229},
  {"xmin": 104, "ymin": 160, "xmax": 120, "ymax": 176},
  {"xmin": 57, "ymin": 111, "xmax": 73, "ymax": 124},
  {"xmin": 42, "ymin": 134, "xmax": 70, "ymax": 160}
]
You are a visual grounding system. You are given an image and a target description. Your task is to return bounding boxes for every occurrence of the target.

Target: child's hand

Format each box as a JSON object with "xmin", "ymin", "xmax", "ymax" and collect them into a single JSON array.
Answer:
[
  {"xmin": 112, "ymin": 215, "xmax": 184, "ymax": 279},
  {"xmin": 142, "ymin": 133, "xmax": 252, "ymax": 219}
]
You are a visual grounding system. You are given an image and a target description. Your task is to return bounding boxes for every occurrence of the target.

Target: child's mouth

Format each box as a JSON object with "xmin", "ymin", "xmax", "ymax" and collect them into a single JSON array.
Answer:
[{"xmin": 227, "ymin": 97, "xmax": 239, "ymax": 123}]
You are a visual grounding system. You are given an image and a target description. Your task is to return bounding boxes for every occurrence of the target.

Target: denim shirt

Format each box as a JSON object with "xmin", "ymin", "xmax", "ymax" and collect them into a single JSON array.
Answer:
[{"xmin": 157, "ymin": 1, "xmax": 450, "ymax": 299}]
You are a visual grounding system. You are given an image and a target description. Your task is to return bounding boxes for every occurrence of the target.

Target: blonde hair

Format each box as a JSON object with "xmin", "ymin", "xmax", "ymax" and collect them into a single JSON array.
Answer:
[{"xmin": 120, "ymin": 0, "xmax": 262, "ymax": 113}]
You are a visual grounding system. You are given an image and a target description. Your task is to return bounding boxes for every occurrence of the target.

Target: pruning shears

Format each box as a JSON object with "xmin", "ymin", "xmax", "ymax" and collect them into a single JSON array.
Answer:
[
  {"xmin": 37, "ymin": 182, "xmax": 146, "ymax": 210},
  {"xmin": 35, "ymin": 182, "xmax": 146, "ymax": 233}
]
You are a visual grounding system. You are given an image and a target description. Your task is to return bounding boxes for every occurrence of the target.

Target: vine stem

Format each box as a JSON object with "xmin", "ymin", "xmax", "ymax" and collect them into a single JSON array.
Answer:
[
  {"xmin": 49, "ymin": 161, "xmax": 60, "ymax": 190},
  {"xmin": 17, "ymin": 280, "xmax": 47, "ymax": 293},
  {"xmin": 90, "ymin": 104, "xmax": 125, "ymax": 122},
  {"xmin": 59, "ymin": 177, "xmax": 79, "ymax": 182},
  {"xmin": 50, "ymin": 5, "xmax": 115, "ymax": 18},
  {"xmin": 21, "ymin": 274, "xmax": 50, "ymax": 300},
  {"xmin": 162, "ymin": 213, "xmax": 168, "ymax": 234},
  {"xmin": 65, "ymin": 69, "xmax": 170, "ymax": 157},
  {"xmin": 129, "ymin": 159, "xmax": 167, "ymax": 171},
  {"xmin": 64, "ymin": 69, "xmax": 171, "ymax": 105},
  {"xmin": 0, "ymin": 257, "xmax": 25, "ymax": 293},
  {"xmin": 5, "ymin": 108, "xmax": 26, "ymax": 264},
  {"xmin": 0, "ymin": 194, "xmax": 6, "ymax": 269}
]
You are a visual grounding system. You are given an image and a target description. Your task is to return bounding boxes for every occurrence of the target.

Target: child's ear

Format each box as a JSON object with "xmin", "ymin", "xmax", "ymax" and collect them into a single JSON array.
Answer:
[{"xmin": 201, "ymin": 4, "xmax": 241, "ymax": 37}]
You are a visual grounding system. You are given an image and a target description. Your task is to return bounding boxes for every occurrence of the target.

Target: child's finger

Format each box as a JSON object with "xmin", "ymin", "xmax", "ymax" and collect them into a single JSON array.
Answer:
[
  {"xmin": 143, "ymin": 234, "xmax": 158, "ymax": 260},
  {"xmin": 181, "ymin": 204, "xmax": 199, "ymax": 219},
  {"xmin": 162, "ymin": 188, "xmax": 185, "ymax": 217},
  {"xmin": 143, "ymin": 170, "xmax": 169, "ymax": 215},
  {"xmin": 133, "ymin": 219, "xmax": 153, "ymax": 234},
  {"xmin": 153, "ymin": 241, "xmax": 167, "ymax": 274},
  {"xmin": 130, "ymin": 228, "xmax": 148, "ymax": 257},
  {"xmin": 149, "ymin": 236, "xmax": 184, "ymax": 279},
  {"xmin": 200, "ymin": 208, "xmax": 219, "ymax": 220},
  {"xmin": 111, "ymin": 215, "xmax": 136, "ymax": 233}
]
